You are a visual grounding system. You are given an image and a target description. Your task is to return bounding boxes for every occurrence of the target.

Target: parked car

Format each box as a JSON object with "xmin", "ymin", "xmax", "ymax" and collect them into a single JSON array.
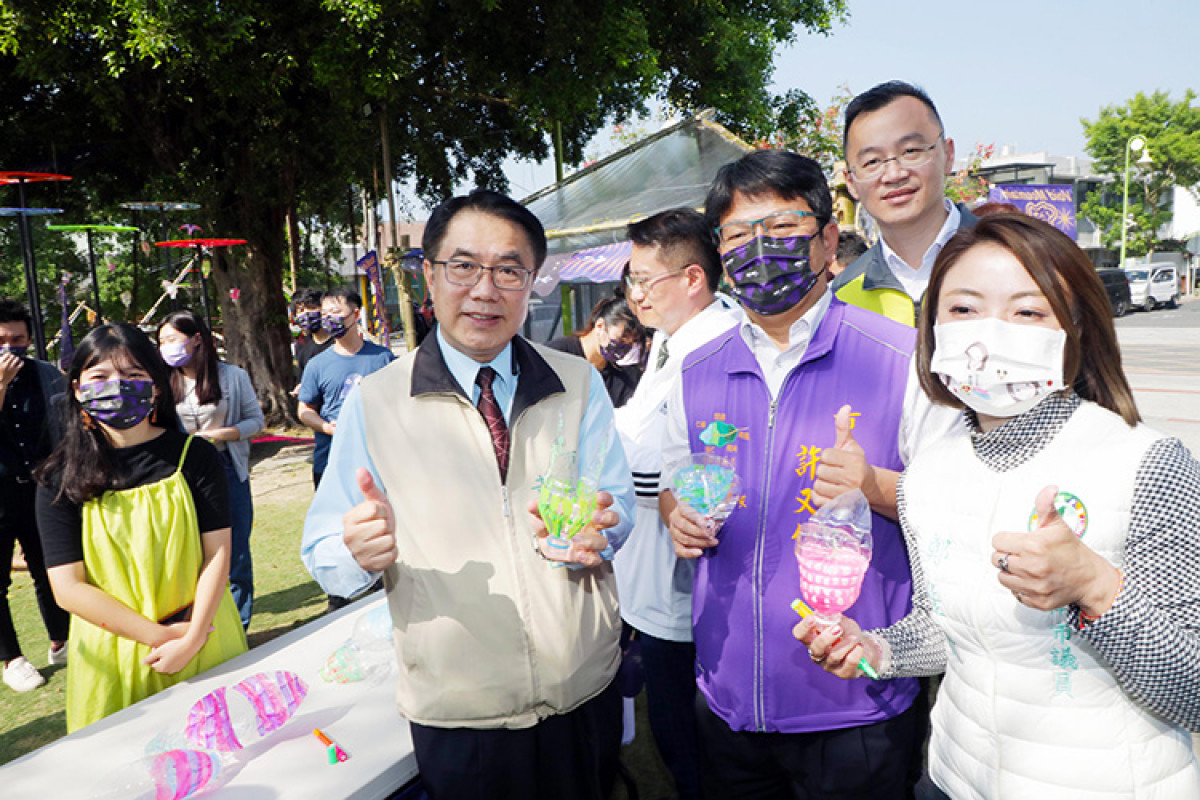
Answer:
[
  {"xmin": 1125, "ymin": 265, "xmax": 1180, "ymax": 311},
  {"xmin": 1097, "ymin": 268, "xmax": 1132, "ymax": 317}
]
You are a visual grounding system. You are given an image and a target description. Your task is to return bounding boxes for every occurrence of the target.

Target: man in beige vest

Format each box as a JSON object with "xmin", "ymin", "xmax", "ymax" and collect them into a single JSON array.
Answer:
[{"xmin": 301, "ymin": 189, "xmax": 634, "ymax": 800}]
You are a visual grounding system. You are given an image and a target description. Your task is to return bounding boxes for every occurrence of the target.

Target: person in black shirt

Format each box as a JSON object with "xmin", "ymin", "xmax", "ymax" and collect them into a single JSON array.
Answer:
[
  {"xmin": 548, "ymin": 294, "xmax": 648, "ymax": 408},
  {"xmin": 0, "ymin": 299, "xmax": 70, "ymax": 694},
  {"xmin": 290, "ymin": 287, "xmax": 332, "ymax": 395},
  {"xmin": 33, "ymin": 323, "xmax": 246, "ymax": 731}
]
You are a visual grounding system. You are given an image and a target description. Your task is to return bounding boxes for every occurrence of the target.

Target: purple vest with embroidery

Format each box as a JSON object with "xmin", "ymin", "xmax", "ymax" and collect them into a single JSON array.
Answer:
[{"xmin": 680, "ymin": 299, "xmax": 920, "ymax": 733}]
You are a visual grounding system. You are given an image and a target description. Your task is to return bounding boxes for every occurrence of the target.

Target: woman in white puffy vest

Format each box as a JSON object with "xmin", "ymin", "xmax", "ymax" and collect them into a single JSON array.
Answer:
[{"xmin": 796, "ymin": 213, "xmax": 1200, "ymax": 799}]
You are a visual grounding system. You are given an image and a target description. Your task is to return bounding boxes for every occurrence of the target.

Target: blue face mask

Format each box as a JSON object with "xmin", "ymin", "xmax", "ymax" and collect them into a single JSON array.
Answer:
[
  {"xmin": 0, "ymin": 345, "xmax": 29, "ymax": 358},
  {"xmin": 721, "ymin": 234, "xmax": 824, "ymax": 316}
]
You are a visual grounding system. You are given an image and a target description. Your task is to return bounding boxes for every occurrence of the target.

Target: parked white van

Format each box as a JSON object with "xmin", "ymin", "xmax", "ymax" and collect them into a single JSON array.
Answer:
[{"xmin": 1125, "ymin": 265, "xmax": 1179, "ymax": 310}]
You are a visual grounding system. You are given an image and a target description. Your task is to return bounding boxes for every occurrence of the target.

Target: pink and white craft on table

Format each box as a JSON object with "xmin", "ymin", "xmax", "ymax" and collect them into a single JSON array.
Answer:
[{"xmin": 184, "ymin": 670, "xmax": 309, "ymax": 752}]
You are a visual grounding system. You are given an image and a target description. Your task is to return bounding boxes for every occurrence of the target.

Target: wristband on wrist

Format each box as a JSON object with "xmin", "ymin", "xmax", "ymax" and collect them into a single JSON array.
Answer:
[{"xmin": 1079, "ymin": 568, "xmax": 1124, "ymax": 627}]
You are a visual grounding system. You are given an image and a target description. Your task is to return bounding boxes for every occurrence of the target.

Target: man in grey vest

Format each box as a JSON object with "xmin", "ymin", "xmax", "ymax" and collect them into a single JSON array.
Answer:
[{"xmin": 301, "ymin": 189, "xmax": 634, "ymax": 800}]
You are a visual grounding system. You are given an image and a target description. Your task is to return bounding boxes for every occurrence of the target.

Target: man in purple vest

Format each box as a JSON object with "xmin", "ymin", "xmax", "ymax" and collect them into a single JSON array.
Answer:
[{"xmin": 662, "ymin": 149, "xmax": 923, "ymax": 798}]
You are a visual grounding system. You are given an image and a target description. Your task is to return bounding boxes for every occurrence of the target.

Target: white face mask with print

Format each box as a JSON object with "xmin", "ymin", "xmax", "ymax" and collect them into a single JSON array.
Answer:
[{"xmin": 931, "ymin": 318, "xmax": 1067, "ymax": 418}]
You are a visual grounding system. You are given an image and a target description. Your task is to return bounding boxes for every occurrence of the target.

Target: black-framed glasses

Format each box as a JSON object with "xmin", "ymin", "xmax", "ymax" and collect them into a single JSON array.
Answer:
[
  {"xmin": 624, "ymin": 266, "xmax": 691, "ymax": 293},
  {"xmin": 714, "ymin": 210, "xmax": 820, "ymax": 248},
  {"xmin": 849, "ymin": 135, "xmax": 943, "ymax": 181},
  {"xmin": 432, "ymin": 259, "xmax": 534, "ymax": 291}
]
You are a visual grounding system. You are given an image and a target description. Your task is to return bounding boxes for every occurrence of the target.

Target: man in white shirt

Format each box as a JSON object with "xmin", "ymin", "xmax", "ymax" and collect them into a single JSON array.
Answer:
[
  {"xmin": 833, "ymin": 80, "xmax": 978, "ymax": 326},
  {"xmin": 614, "ymin": 208, "xmax": 740, "ymax": 800}
]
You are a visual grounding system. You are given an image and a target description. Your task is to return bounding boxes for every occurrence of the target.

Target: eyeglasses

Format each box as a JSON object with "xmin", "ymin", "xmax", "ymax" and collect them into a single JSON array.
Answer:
[
  {"xmin": 714, "ymin": 210, "xmax": 820, "ymax": 248},
  {"xmin": 432, "ymin": 259, "xmax": 534, "ymax": 291},
  {"xmin": 624, "ymin": 266, "xmax": 690, "ymax": 293},
  {"xmin": 849, "ymin": 135, "xmax": 943, "ymax": 181}
]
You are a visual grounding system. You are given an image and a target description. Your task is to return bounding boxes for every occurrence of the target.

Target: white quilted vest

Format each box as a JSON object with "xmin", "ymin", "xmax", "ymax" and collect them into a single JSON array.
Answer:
[{"xmin": 903, "ymin": 401, "xmax": 1200, "ymax": 799}]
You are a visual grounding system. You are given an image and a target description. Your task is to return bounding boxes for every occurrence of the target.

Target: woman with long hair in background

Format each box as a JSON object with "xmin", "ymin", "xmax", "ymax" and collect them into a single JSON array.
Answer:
[
  {"xmin": 158, "ymin": 310, "xmax": 264, "ymax": 630},
  {"xmin": 549, "ymin": 293, "xmax": 649, "ymax": 408}
]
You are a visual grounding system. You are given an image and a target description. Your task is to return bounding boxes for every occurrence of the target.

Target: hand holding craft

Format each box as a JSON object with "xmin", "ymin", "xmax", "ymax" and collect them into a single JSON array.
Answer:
[
  {"xmin": 792, "ymin": 610, "xmax": 880, "ymax": 680},
  {"xmin": 667, "ymin": 498, "xmax": 718, "ymax": 558},
  {"xmin": 991, "ymin": 484, "xmax": 1122, "ymax": 615},
  {"xmin": 528, "ymin": 490, "xmax": 615, "ymax": 567}
]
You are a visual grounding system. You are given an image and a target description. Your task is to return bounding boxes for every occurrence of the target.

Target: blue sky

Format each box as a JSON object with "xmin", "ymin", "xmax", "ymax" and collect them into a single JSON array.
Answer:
[
  {"xmin": 495, "ymin": 0, "xmax": 1198, "ymax": 203},
  {"xmin": 773, "ymin": 0, "xmax": 1197, "ymax": 160}
]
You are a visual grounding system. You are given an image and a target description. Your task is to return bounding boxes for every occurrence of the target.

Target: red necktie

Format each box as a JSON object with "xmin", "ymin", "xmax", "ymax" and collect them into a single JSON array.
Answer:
[{"xmin": 475, "ymin": 367, "xmax": 509, "ymax": 482}]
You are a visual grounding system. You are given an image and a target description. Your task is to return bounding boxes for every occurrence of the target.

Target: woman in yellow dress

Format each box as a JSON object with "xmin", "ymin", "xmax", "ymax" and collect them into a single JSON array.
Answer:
[{"xmin": 35, "ymin": 323, "xmax": 246, "ymax": 732}]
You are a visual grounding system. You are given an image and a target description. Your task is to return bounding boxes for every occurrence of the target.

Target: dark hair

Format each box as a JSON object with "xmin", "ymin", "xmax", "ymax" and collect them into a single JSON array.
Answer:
[
  {"xmin": 916, "ymin": 214, "xmax": 1140, "ymax": 426},
  {"xmin": 627, "ymin": 208, "xmax": 722, "ymax": 292},
  {"xmin": 585, "ymin": 294, "xmax": 648, "ymax": 343},
  {"xmin": 423, "ymin": 189, "xmax": 547, "ymax": 270},
  {"xmin": 323, "ymin": 284, "xmax": 362, "ymax": 310},
  {"xmin": 843, "ymin": 81, "xmax": 944, "ymax": 151},
  {"xmin": 34, "ymin": 323, "xmax": 181, "ymax": 504},
  {"xmin": 704, "ymin": 150, "xmax": 833, "ymax": 232},
  {"xmin": 971, "ymin": 201, "xmax": 1022, "ymax": 217},
  {"xmin": 290, "ymin": 287, "xmax": 324, "ymax": 313},
  {"xmin": 836, "ymin": 230, "xmax": 869, "ymax": 263},
  {"xmin": 0, "ymin": 298, "xmax": 32, "ymax": 336},
  {"xmin": 158, "ymin": 310, "xmax": 222, "ymax": 406}
]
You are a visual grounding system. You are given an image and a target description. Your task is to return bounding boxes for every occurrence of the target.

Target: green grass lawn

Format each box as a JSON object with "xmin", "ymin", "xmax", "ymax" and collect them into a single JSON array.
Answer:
[
  {"xmin": 0, "ymin": 438, "xmax": 677, "ymax": 796},
  {"xmin": 0, "ymin": 440, "xmax": 325, "ymax": 766}
]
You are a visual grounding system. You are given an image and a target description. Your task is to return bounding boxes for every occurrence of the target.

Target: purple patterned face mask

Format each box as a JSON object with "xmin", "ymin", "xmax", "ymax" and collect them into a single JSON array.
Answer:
[
  {"xmin": 721, "ymin": 233, "xmax": 823, "ymax": 316},
  {"xmin": 321, "ymin": 313, "xmax": 349, "ymax": 338},
  {"xmin": 295, "ymin": 310, "xmax": 323, "ymax": 334},
  {"xmin": 79, "ymin": 379, "xmax": 156, "ymax": 430},
  {"xmin": 600, "ymin": 339, "xmax": 633, "ymax": 363}
]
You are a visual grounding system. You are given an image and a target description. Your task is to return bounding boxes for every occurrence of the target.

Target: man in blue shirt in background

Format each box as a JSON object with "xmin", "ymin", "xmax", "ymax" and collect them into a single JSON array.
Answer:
[{"xmin": 297, "ymin": 284, "xmax": 394, "ymax": 489}]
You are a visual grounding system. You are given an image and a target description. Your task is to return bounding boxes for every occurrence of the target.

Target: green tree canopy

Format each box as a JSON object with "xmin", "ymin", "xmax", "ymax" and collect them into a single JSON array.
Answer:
[
  {"xmin": 1079, "ymin": 89, "xmax": 1200, "ymax": 258},
  {"xmin": 1, "ymin": 0, "xmax": 846, "ymax": 422}
]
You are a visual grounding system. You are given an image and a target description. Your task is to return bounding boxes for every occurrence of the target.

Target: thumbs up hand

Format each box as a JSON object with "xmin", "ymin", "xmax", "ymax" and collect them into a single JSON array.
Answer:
[
  {"xmin": 342, "ymin": 467, "xmax": 399, "ymax": 572},
  {"xmin": 991, "ymin": 484, "xmax": 1120, "ymax": 614},
  {"xmin": 814, "ymin": 405, "xmax": 893, "ymax": 516}
]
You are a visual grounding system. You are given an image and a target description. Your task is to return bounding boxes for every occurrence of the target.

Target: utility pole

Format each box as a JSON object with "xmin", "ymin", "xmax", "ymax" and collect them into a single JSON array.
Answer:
[{"xmin": 378, "ymin": 100, "xmax": 417, "ymax": 351}]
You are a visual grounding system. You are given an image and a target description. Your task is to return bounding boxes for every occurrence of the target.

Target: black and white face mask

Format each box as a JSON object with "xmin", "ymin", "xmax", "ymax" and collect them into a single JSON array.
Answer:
[{"xmin": 721, "ymin": 234, "xmax": 824, "ymax": 316}]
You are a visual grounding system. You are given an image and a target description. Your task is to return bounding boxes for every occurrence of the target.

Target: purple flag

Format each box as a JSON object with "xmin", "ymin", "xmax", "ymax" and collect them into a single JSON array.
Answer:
[
  {"xmin": 357, "ymin": 250, "xmax": 390, "ymax": 343},
  {"xmin": 988, "ymin": 184, "xmax": 1077, "ymax": 240}
]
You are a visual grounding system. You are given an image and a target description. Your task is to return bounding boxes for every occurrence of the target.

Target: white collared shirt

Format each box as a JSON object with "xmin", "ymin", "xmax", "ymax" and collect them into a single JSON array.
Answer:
[
  {"xmin": 879, "ymin": 199, "xmax": 961, "ymax": 302},
  {"xmin": 737, "ymin": 289, "xmax": 832, "ymax": 400}
]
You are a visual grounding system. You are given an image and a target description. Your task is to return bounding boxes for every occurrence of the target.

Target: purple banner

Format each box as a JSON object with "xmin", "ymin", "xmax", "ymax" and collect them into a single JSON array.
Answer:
[
  {"xmin": 357, "ymin": 250, "xmax": 390, "ymax": 342},
  {"xmin": 988, "ymin": 184, "xmax": 1076, "ymax": 240}
]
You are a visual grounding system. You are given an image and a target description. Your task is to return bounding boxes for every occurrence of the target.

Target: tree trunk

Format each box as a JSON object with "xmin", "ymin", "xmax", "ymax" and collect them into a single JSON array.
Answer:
[{"xmin": 210, "ymin": 203, "xmax": 300, "ymax": 428}]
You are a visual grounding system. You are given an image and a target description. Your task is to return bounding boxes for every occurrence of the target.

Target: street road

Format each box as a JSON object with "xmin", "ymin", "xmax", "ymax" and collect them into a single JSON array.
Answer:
[{"xmin": 1115, "ymin": 297, "xmax": 1200, "ymax": 457}]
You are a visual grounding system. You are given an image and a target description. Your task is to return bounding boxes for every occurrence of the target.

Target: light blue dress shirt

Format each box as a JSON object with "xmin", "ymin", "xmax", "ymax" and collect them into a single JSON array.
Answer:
[{"xmin": 300, "ymin": 330, "xmax": 635, "ymax": 599}]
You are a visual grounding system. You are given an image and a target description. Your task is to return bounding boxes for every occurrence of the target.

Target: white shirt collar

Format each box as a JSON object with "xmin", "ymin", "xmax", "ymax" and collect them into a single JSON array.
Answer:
[
  {"xmin": 879, "ymin": 199, "xmax": 961, "ymax": 301},
  {"xmin": 737, "ymin": 289, "xmax": 832, "ymax": 400}
]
